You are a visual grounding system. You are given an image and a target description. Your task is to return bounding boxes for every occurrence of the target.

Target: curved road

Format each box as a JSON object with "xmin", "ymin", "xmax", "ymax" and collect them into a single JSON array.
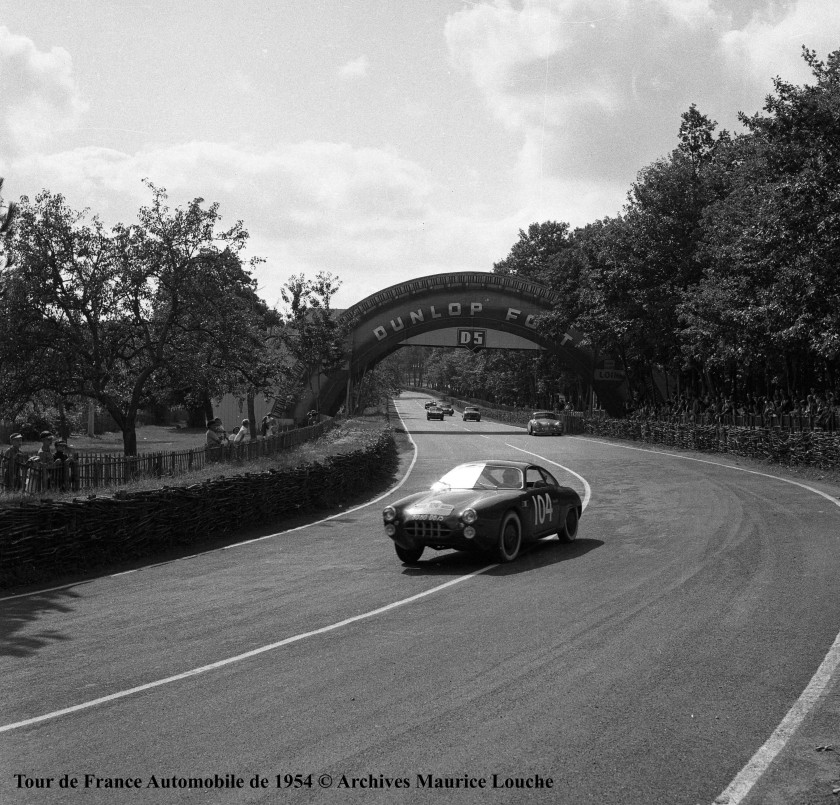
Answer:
[{"xmin": 2, "ymin": 390, "xmax": 839, "ymax": 804}]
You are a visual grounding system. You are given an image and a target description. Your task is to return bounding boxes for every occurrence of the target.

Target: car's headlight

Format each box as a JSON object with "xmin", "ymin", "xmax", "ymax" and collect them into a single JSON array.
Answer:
[
  {"xmin": 462, "ymin": 508, "xmax": 477, "ymax": 524},
  {"xmin": 384, "ymin": 523, "xmax": 396, "ymax": 536},
  {"xmin": 383, "ymin": 506, "xmax": 397, "ymax": 522}
]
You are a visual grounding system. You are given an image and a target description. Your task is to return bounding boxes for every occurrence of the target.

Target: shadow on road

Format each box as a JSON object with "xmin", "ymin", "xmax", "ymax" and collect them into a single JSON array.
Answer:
[
  {"xmin": 0, "ymin": 587, "xmax": 81, "ymax": 659},
  {"xmin": 399, "ymin": 537, "xmax": 603, "ymax": 577}
]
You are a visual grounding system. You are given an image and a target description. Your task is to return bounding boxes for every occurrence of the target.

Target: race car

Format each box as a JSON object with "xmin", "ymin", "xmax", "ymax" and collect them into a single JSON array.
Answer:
[
  {"xmin": 462, "ymin": 406, "xmax": 481, "ymax": 422},
  {"xmin": 424, "ymin": 401, "xmax": 437, "ymax": 409},
  {"xmin": 383, "ymin": 460, "xmax": 582, "ymax": 564},
  {"xmin": 439, "ymin": 403, "xmax": 454, "ymax": 416},
  {"xmin": 426, "ymin": 405, "xmax": 445, "ymax": 421},
  {"xmin": 527, "ymin": 410, "xmax": 563, "ymax": 436}
]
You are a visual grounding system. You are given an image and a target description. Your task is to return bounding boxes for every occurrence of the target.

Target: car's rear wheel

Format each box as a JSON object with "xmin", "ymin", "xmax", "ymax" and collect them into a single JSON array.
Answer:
[
  {"xmin": 558, "ymin": 507, "xmax": 579, "ymax": 543},
  {"xmin": 497, "ymin": 512, "xmax": 522, "ymax": 562},
  {"xmin": 395, "ymin": 543, "xmax": 424, "ymax": 564}
]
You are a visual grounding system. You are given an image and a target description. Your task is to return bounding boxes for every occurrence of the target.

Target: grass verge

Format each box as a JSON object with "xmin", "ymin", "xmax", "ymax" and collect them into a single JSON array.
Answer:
[{"xmin": 1, "ymin": 416, "xmax": 386, "ymax": 507}]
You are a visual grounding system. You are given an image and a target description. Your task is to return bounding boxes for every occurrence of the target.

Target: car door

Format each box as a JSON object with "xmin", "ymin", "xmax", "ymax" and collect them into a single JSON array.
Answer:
[{"xmin": 524, "ymin": 466, "xmax": 562, "ymax": 536}]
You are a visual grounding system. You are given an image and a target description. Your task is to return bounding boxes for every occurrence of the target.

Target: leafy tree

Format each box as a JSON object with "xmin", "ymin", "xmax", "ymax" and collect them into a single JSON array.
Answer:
[
  {"xmin": 353, "ymin": 358, "xmax": 403, "ymax": 412},
  {"xmin": 1, "ymin": 183, "xmax": 266, "ymax": 454},
  {"xmin": 493, "ymin": 221, "xmax": 571, "ymax": 286},
  {"xmin": 275, "ymin": 272, "xmax": 347, "ymax": 413},
  {"xmin": 683, "ymin": 47, "xmax": 840, "ymax": 394},
  {"xmin": 0, "ymin": 178, "xmax": 14, "ymax": 250}
]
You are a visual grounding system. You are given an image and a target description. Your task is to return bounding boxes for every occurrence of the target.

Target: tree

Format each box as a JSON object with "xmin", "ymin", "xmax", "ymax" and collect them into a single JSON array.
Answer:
[
  {"xmin": 0, "ymin": 178, "xmax": 14, "ymax": 250},
  {"xmin": 493, "ymin": 221, "xmax": 571, "ymax": 285},
  {"xmin": 275, "ymin": 272, "xmax": 347, "ymax": 413},
  {"xmin": 1, "ymin": 183, "xmax": 267, "ymax": 454},
  {"xmin": 683, "ymin": 47, "xmax": 840, "ymax": 394}
]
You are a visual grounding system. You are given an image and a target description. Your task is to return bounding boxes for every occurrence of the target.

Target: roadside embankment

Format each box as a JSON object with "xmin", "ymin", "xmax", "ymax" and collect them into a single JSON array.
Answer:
[{"xmin": 0, "ymin": 422, "xmax": 398, "ymax": 589}]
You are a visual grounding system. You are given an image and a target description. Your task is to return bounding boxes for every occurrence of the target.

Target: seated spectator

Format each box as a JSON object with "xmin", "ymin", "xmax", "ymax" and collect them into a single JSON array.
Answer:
[
  {"xmin": 232, "ymin": 419, "xmax": 250, "ymax": 445},
  {"xmin": 205, "ymin": 418, "xmax": 228, "ymax": 447}
]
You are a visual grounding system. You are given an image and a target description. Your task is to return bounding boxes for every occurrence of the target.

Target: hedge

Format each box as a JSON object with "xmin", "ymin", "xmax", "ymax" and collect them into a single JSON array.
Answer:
[
  {"xmin": 0, "ymin": 429, "xmax": 397, "ymax": 589},
  {"xmin": 584, "ymin": 417, "xmax": 840, "ymax": 469}
]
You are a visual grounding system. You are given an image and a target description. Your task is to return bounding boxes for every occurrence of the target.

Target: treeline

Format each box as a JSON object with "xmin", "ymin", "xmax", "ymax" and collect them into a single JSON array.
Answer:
[
  {"xmin": 0, "ymin": 180, "xmax": 350, "ymax": 454},
  {"xmin": 387, "ymin": 345, "xmax": 581, "ymax": 410},
  {"xmin": 494, "ymin": 47, "xmax": 840, "ymax": 406}
]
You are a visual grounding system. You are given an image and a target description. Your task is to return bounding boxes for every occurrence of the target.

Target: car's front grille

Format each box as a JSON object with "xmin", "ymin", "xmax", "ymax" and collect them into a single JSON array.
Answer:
[{"xmin": 405, "ymin": 520, "xmax": 452, "ymax": 540}]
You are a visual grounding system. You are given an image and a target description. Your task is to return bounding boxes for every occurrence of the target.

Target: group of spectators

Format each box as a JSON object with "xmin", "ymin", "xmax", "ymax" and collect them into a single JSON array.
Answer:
[
  {"xmin": 2, "ymin": 430, "xmax": 75, "ymax": 492},
  {"xmin": 205, "ymin": 413, "xmax": 293, "ymax": 455},
  {"xmin": 625, "ymin": 388, "xmax": 840, "ymax": 430}
]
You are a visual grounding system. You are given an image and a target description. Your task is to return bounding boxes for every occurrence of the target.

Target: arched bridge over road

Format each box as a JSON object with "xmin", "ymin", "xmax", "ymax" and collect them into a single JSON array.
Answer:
[{"xmin": 283, "ymin": 272, "xmax": 627, "ymax": 421}]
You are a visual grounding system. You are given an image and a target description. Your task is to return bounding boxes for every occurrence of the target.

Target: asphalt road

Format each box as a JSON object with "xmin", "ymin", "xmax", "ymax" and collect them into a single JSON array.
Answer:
[{"xmin": 2, "ymin": 390, "xmax": 840, "ymax": 805}]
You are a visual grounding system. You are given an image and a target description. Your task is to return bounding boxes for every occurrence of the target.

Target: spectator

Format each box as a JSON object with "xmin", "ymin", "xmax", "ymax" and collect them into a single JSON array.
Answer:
[
  {"xmin": 52, "ymin": 439, "xmax": 73, "ymax": 491},
  {"xmin": 205, "ymin": 418, "xmax": 228, "ymax": 448},
  {"xmin": 37, "ymin": 431, "xmax": 55, "ymax": 464},
  {"xmin": 2, "ymin": 432, "xmax": 25, "ymax": 491},
  {"xmin": 720, "ymin": 396, "xmax": 733, "ymax": 424},
  {"xmin": 24, "ymin": 431, "xmax": 55, "ymax": 493},
  {"xmin": 762, "ymin": 397, "xmax": 776, "ymax": 423},
  {"xmin": 233, "ymin": 418, "xmax": 250, "ymax": 445}
]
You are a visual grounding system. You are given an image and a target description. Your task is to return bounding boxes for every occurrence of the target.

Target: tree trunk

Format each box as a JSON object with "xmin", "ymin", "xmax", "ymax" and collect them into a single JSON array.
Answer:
[
  {"xmin": 100, "ymin": 400, "xmax": 139, "ymax": 456},
  {"xmin": 202, "ymin": 390, "xmax": 214, "ymax": 424},
  {"xmin": 122, "ymin": 426, "xmax": 138, "ymax": 456},
  {"xmin": 247, "ymin": 390, "xmax": 257, "ymax": 439}
]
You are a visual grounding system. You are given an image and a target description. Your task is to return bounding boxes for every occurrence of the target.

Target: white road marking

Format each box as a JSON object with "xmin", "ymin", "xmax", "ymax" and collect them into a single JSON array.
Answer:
[
  {"xmin": 715, "ymin": 631, "xmax": 840, "ymax": 804},
  {"xmin": 566, "ymin": 435, "xmax": 840, "ymax": 804},
  {"xmin": 0, "ymin": 398, "xmax": 505, "ymax": 734},
  {"xmin": 0, "ymin": 565, "xmax": 498, "ymax": 734},
  {"xmin": 576, "ymin": 436, "xmax": 840, "ymax": 510}
]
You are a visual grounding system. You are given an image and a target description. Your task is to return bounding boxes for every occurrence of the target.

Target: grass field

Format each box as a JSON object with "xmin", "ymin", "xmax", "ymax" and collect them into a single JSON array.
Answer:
[
  {"xmin": 1, "ymin": 416, "xmax": 390, "ymax": 505},
  {"xmin": 45, "ymin": 425, "xmax": 209, "ymax": 455}
]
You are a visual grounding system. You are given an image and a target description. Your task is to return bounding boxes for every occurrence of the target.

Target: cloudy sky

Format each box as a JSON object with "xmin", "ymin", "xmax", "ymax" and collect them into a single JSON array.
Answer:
[{"xmin": 1, "ymin": 1, "xmax": 838, "ymax": 309}]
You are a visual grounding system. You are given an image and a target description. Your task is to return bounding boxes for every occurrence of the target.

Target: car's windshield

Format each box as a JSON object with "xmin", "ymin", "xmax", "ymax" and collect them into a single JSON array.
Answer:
[
  {"xmin": 534, "ymin": 412, "xmax": 557, "ymax": 420},
  {"xmin": 431, "ymin": 463, "xmax": 523, "ymax": 491}
]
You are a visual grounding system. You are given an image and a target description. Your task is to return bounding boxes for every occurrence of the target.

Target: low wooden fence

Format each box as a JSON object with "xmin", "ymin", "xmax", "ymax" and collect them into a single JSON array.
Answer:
[
  {"xmin": 0, "ymin": 428, "xmax": 397, "ymax": 588},
  {"xmin": 0, "ymin": 420, "xmax": 337, "ymax": 496}
]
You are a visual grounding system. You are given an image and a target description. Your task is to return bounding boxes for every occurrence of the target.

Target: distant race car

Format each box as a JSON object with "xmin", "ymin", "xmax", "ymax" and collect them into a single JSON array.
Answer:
[
  {"xmin": 462, "ymin": 406, "xmax": 481, "ymax": 422},
  {"xmin": 383, "ymin": 460, "xmax": 582, "ymax": 564},
  {"xmin": 424, "ymin": 401, "xmax": 437, "ymax": 409},
  {"xmin": 439, "ymin": 403, "xmax": 454, "ymax": 416},
  {"xmin": 527, "ymin": 410, "xmax": 564, "ymax": 436},
  {"xmin": 426, "ymin": 405, "xmax": 445, "ymax": 421}
]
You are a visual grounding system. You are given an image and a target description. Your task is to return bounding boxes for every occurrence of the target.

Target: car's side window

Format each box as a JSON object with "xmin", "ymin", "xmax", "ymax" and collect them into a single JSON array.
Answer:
[
  {"xmin": 525, "ymin": 467, "xmax": 544, "ymax": 488},
  {"xmin": 540, "ymin": 469, "xmax": 559, "ymax": 487}
]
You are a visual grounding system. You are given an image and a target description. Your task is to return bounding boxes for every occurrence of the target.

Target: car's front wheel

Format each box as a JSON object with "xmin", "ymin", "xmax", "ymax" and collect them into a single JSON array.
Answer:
[
  {"xmin": 395, "ymin": 543, "xmax": 424, "ymax": 564},
  {"xmin": 558, "ymin": 507, "xmax": 579, "ymax": 543},
  {"xmin": 497, "ymin": 512, "xmax": 522, "ymax": 562}
]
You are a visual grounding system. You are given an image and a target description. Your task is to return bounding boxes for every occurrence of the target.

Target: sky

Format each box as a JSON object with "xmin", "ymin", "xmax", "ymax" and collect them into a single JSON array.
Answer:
[{"xmin": 1, "ymin": 0, "xmax": 838, "ymax": 310}]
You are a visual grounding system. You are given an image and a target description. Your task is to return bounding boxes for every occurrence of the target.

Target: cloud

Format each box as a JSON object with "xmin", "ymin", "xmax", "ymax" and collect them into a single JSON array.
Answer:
[
  {"xmin": 0, "ymin": 26, "xmax": 86, "ymax": 158},
  {"xmin": 6, "ymin": 139, "xmax": 461, "ymax": 307},
  {"xmin": 339, "ymin": 55, "xmax": 370, "ymax": 79},
  {"xmin": 444, "ymin": 0, "xmax": 840, "ymax": 217},
  {"xmin": 721, "ymin": 0, "xmax": 840, "ymax": 88}
]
